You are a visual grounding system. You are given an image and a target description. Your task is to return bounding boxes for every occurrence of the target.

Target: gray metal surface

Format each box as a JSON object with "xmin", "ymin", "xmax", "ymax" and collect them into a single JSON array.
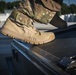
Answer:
[
  {"xmin": 13, "ymin": 24, "xmax": 76, "ymax": 60},
  {"xmin": 38, "ymin": 28, "xmax": 76, "ymax": 58},
  {"xmin": 11, "ymin": 24, "xmax": 76, "ymax": 75},
  {"xmin": 19, "ymin": 24, "xmax": 76, "ymax": 59},
  {"xmin": 12, "ymin": 40, "xmax": 70, "ymax": 75}
]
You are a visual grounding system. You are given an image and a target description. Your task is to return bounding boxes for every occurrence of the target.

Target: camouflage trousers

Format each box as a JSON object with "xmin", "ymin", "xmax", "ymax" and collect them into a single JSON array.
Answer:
[{"xmin": 15, "ymin": 0, "xmax": 62, "ymax": 24}]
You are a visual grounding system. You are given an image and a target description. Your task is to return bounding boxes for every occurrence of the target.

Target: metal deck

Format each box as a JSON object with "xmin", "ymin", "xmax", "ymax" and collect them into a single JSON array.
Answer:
[{"xmin": 11, "ymin": 24, "xmax": 76, "ymax": 75}]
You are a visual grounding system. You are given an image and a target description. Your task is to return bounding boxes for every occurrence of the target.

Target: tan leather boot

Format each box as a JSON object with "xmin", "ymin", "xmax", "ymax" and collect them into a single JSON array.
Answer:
[{"xmin": 0, "ymin": 9, "xmax": 55, "ymax": 45}]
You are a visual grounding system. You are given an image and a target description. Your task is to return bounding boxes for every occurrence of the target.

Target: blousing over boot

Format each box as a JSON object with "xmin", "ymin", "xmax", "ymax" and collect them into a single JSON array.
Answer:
[{"xmin": 0, "ymin": 0, "xmax": 67, "ymax": 45}]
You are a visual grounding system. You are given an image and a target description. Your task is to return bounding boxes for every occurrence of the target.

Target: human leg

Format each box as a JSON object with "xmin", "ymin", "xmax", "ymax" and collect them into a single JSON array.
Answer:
[{"xmin": 0, "ymin": 7, "xmax": 55, "ymax": 45}]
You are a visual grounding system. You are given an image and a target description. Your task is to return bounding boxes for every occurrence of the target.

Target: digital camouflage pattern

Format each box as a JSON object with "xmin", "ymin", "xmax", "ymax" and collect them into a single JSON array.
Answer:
[
  {"xmin": 10, "ymin": 0, "xmax": 62, "ymax": 25},
  {"xmin": 41, "ymin": 0, "xmax": 61, "ymax": 11},
  {"xmin": 18, "ymin": 0, "xmax": 62, "ymax": 24},
  {"xmin": 10, "ymin": 9, "xmax": 33, "ymax": 26}
]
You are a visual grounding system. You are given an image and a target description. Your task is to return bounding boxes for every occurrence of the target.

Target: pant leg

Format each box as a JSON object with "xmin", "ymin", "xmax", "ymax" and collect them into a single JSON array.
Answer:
[
  {"xmin": 41, "ymin": 0, "xmax": 62, "ymax": 12},
  {"xmin": 18, "ymin": 0, "xmax": 56, "ymax": 24},
  {"xmin": 54, "ymin": 0, "xmax": 63, "ymax": 5}
]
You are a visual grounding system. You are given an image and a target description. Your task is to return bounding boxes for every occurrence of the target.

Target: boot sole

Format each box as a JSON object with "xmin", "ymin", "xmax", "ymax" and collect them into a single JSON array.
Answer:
[{"xmin": 0, "ymin": 27, "xmax": 55, "ymax": 45}]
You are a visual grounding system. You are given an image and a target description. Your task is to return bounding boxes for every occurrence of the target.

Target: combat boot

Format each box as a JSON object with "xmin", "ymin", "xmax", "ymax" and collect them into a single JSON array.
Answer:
[{"xmin": 0, "ymin": 9, "xmax": 55, "ymax": 45}]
